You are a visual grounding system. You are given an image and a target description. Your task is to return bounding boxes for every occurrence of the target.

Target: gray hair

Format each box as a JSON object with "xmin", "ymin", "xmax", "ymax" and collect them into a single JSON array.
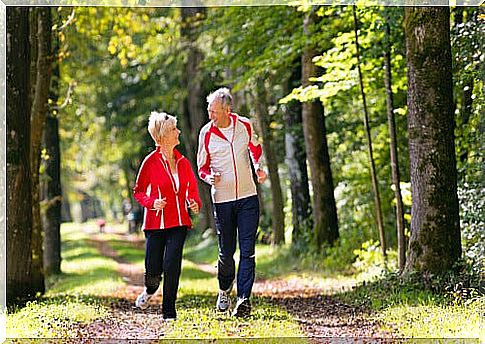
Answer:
[
  {"xmin": 207, "ymin": 87, "xmax": 232, "ymax": 109},
  {"xmin": 148, "ymin": 111, "xmax": 177, "ymax": 145}
]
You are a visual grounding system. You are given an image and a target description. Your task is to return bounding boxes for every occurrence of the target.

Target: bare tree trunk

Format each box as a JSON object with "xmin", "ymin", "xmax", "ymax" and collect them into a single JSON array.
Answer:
[
  {"xmin": 383, "ymin": 9, "xmax": 406, "ymax": 272},
  {"xmin": 353, "ymin": 6, "xmax": 386, "ymax": 258},
  {"xmin": 7, "ymin": 7, "xmax": 36, "ymax": 303},
  {"xmin": 404, "ymin": 7, "xmax": 461, "ymax": 275},
  {"xmin": 30, "ymin": 7, "xmax": 53, "ymax": 292},
  {"xmin": 302, "ymin": 7, "xmax": 339, "ymax": 248},
  {"xmin": 42, "ymin": 44, "xmax": 62, "ymax": 276},
  {"xmin": 254, "ymin": 79, "xmax": 285, "ymax": 245},
  {"xmin": 283, "ymin": 64, "xmax": 311, "ymax": 246},
  {"xmin": 180, "ymin": 6, "xmax": 214, "ymax": 232}
]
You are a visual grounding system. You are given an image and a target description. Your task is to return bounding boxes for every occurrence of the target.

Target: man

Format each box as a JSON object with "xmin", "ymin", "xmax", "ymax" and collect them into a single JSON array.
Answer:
[{"xmin": 197, "ymin": 87, "xmax": 267, "ymax": 317}]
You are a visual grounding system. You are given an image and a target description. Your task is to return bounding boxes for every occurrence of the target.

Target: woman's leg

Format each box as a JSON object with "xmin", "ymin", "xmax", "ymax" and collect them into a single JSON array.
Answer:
[
  {"xmin": 161, "ymin": 226, "xmax": 188, "ymax": 319},
  {"xmin": 144, "ymin": 230, "xmax": 165, "ymax": 294}
]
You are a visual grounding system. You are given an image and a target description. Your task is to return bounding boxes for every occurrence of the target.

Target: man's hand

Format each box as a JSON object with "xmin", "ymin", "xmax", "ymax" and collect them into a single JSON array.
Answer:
[
  {"xmin": 209, "ymin": 171, "xmax": 222, "ymax": 185},
  {"xmin": 256, "ymin": 169, "xmax": 267, "ymax": 184},
  {"xmin": 188, "ymin": 199, "xmax": 199, "ymax": 214},
  {"xmin": 153, "ymin": 197, "xmax": 167, "ymax": 210}
]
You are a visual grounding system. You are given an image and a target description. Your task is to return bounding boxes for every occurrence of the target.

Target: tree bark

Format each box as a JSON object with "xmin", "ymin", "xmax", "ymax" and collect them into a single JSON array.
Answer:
[
  {"xmin": 30, "ymin": 7, "xmax": 53, "ymax": 292},
  {"xmin": 42, "ymin": 44, "xmax": 62, "ymax": 276},
  {"xmin": 353, "ymin": 6, "xmax": 387, "ymax": 258},
  {"xmin": 404, "ymin": 7, "xmax": 461, "ymax": 275},
  {"xmin": 302, "ymin": 7, "xmax": 339, "ymax": 248},
  {"xmin": 284, "ymin": 64, "xmax": 311, "ymax": 245},
  {"xmin": 7, "ymin": 7, "xmax": 36, "ymax": 303},
  {"xmin": 254, "ymin": 79, "xmax": 285, "ymax": 245},
  {"xmin": 383, "ymin": 11, "xmax": 406, "ymax": 272},
  {"xmin": 180, "ymin": 6, "xmax": 214, "ymax": 232}
]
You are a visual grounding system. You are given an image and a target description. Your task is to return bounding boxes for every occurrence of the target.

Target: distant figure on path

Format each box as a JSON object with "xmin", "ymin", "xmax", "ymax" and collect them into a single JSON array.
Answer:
[
  {"xmin": 197, "ymin": 88, "xmax": 267, "ymax": 317},
  {"xmin": 133, "ymin": 111, "xmax": 201, "ymax": 320}
]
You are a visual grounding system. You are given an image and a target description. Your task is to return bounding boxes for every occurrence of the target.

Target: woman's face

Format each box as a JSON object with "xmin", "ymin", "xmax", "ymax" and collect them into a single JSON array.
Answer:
[{"xmin": 163, "ymin": 122, "xmax": 181, "ymax": 146}]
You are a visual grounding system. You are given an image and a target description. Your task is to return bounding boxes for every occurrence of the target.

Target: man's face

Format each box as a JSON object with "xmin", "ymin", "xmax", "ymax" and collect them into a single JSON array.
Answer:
[{"xmin": 208, "ymin": 100, "xmax": 229, "ymax": 126}]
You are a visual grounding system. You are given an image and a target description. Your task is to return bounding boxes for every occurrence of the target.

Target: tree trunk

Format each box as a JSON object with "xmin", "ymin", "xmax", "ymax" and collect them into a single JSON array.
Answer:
[
  {"xmin": 7, "ymin": 7, "xmax": 36, "ymax": 302},
  {"xmin": 42, "ymin": 48, "xmax": 62, "ymax": 276},
  {"xmin": 302, "ymin": 7, "xmax": 339, "ymax": 248},
  {"xmin": 254, "ymin": 79, "xmax": 285, "ymax": 245},
  {"xmin": 30, "ymin": 7, "xmax": 52, "ymax": 293},
  {"xmin": 353, "ymin": 6, "xmax": 387, "ymax": 258},
  {"xmin": 180, "ymin": 6, "xmax": 214, "ymax": 232},
  {"xmin": 284, "ymin": 64, "xmax": 311, "ymax": 246},
  {"xmin": 383, "ymin": 10, "xmax": 406, "ymax": 272},
  {"xmin": 404, "ymin": 7, "xmax": 461, "ymax": 275}
]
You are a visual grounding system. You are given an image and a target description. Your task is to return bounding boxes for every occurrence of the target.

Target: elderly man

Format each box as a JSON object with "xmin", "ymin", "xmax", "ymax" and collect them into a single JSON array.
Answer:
[{"xmin": 197, "ymin": 88, "xmax": 267, "ymax": 317}]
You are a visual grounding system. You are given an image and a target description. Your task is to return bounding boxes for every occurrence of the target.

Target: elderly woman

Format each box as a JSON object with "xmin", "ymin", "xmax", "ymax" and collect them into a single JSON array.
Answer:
[{"xmin": 133, "ymin": 111, "xmax": 201, "ymax": 320}]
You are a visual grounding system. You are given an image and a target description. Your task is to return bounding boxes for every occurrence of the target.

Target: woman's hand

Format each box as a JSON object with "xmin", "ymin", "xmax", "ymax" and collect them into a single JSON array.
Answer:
[
  {"xmin": 153, "ymin": 197, "xmax": 167, "ymax": 210},
  {"xmin": 188, "ymin": 199, "xmax": 199, "ymax": 214}
]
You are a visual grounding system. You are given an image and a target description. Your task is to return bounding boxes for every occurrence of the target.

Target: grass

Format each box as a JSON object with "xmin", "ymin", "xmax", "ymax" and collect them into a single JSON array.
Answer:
[
  {"xmin": 336, "ymin": 271, "xmax": 484, "ymax": 340},
  {"xmin": 7, "ymin": 222, "xmax": 125, "ymax": 338}
]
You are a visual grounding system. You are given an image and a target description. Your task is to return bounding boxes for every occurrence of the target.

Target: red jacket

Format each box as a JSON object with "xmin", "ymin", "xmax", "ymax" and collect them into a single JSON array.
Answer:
[{"xmin": 133, "ymin": 147, "xmax": 202, "ymax": 230}]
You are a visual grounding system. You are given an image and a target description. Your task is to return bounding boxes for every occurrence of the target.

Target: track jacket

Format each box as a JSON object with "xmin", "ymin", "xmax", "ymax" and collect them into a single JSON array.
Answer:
[
  {"xmin": 133, "ymin": 147, "xmax": 202, "ymax": 230},
  {"xmin": 197, "ymin": 113, "xmax": 263, "ymax": 204}
]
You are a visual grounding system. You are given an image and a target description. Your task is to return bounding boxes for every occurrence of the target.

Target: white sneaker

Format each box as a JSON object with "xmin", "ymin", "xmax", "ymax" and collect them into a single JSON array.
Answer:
[
  {"xmin": 135, "ymin": 289, "xmax": 153, "ymax": 310},
  {"xmin": 216, "ymin": 284, "xmax": 233, "ymax": 312}
]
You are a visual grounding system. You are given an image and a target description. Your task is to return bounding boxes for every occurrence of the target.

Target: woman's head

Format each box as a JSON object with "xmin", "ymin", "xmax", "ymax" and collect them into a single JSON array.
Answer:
[{"xmin": 148, "ymin": 111, "xmax": 178, "ymax": 146}]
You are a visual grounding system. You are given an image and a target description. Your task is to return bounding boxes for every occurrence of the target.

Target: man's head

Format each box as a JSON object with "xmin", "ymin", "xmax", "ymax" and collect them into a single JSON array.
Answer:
[{"xmin": 207, "ymin": 88, "xmax": 232, "ymax": 128}]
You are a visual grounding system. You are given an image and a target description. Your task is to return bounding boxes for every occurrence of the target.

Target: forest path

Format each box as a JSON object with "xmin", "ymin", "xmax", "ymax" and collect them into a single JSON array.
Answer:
[{"xmin": 73, "ymin": 226, "xmax": 393, "ymax": 341}]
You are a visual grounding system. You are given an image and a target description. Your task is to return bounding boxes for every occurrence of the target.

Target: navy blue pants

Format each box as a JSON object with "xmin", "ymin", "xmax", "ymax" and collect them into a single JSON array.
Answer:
[
  {"xmin": 144, "ymin": 226, "xmax": 187, "ymax": 319},
  {"xmin": 214, "ymin": 195, "xmax": 260, "ymax": 299}
]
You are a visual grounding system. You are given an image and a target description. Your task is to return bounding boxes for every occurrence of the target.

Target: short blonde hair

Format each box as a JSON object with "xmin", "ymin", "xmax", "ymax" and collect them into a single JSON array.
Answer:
[{"xmin": 148, "ymin": 111, "xmax": 177, "ymax": 145}]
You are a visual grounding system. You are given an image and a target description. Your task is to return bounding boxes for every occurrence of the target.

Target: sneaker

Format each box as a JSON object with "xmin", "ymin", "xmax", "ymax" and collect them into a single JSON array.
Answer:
[
  {"xmin": 135, "ymin": 289, "xmax": 153, "ymax": 310},
  {"xmin": 163, "ymin": 317, "xmax": 176, "ymax": 322},
  {"xmin": 232, "ymin": 297, "xmax": 251, "ymax": 318},
  {"xmin": 216, "ymin": 286, "xmax": 232, "ymax": 312}
]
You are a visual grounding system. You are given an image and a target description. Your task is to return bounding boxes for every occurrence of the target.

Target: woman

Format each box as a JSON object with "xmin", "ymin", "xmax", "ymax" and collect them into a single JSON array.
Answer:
[{"xmin": 133, "ymin": 111, "xmax": 201, "ymax": 320}]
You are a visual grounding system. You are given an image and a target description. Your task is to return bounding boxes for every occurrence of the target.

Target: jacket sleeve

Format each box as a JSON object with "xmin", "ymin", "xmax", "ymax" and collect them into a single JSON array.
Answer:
[
  {"xmin": 186, "ymin": 162, "xmax": 202, "ymax": 210},
  {"xmin": 133, "ymin": 157, "xmax": 156, "ymax": 209},
  {"xmin": 197, "ymin": 128, "xmax": 212, "ymax": 185},
  {"xmin": 247, "ymin": 119, "xmax": 264, "ymax": 171}
]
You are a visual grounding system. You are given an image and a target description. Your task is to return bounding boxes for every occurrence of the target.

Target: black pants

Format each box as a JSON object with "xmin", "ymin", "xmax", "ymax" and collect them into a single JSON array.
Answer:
[
  {"xmin": 214, "ymin": 195, "xmax": 260, "ymax": 299},
  {"xmin": 144, "ymin": 226, "xmax": 187, "ymax": 319}
]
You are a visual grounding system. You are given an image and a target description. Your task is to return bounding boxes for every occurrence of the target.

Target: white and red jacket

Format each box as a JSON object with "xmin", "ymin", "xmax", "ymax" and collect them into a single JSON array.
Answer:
[
  {"xmin": 197, "ymin": 113, "xmax": 264, "ymax": 204},
  {"xmin": 133, "ymin": 147, "xmax": 202, "ymax": 231}
]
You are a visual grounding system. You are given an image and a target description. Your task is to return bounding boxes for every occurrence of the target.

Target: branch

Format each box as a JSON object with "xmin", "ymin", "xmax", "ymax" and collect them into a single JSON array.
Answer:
[
  {"xmin": 51, "ymin": 81, "xmax": 76, "ymax": 110},
  {"xmin": 57, "ymin": 8, "xmax": 75, "ymax": 32}
]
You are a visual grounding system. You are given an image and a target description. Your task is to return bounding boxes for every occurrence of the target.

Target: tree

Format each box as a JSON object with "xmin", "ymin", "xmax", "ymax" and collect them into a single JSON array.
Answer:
[
  {"xmin": 6, "ymin": 7, "xmax": 37, "ymax": 302},
  {"xmin": 404, "ymin": 7, "xmax": 461, "ymax": 275},
  {"xmin": 302, "ymin": 7, "xmax": 339, "ymax": 248},
  {"xmin": 180, "ymin": 6, "xmax": 215, "ymax": 232},
  {"xmin": 352, "ymin": 6, "xmax": 386, "ymax": 258},
  {"xmin": 383, "ymin": 8, "xmax": 406, "ymax": 271},
  {"xmin": 254, "ymin": 78, "xmax": 285, "ymax": 245},
  {"xmin": 42, "ymin": 39, "xmax": 62, "ymax": 276},
  {"xmin": 284, "ymin": 64, "xmax": 311, "ymax": 246},
  {"xmin": 29, "ymin": 7, "xmax": 53, "ymax": 291}
]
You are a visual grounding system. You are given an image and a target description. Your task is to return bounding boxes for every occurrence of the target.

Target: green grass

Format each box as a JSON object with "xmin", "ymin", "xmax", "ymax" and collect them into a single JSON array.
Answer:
[
  {"xmin": 6, "ymin": 222, "xmax": 125, "ymax": 338},
  {"xmin": 336, "ymin": 272, "xmax": 484, "ymax": 340}
]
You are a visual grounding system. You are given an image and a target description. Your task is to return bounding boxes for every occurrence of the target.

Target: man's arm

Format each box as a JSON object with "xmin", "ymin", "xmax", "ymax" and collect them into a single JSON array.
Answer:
[
  {"xmin": 247, "ymin": 119, "xmax": 267, "ymax": 184},
  {"xmin": 197, "ymin": 128, "xmax": 213, "ymax": 185}
]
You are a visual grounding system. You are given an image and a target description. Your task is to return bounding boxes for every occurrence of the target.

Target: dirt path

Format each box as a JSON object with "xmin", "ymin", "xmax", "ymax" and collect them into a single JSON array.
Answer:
[{"xmin": 77, "ymin": 228, "xmax": 392, "ymax": 340}]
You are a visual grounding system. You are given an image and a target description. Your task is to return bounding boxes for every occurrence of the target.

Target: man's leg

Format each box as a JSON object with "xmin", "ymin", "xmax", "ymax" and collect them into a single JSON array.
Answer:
[
  {"xmin": 161, "ymin": 227, "xmax": 188, "ymax": 319},
  {"xmin": 214, "ymin": 201, "xmax": 237, "ymax": 291},
  {"xmin": 236, "ymin": 195, "xmax": 259, "ymax": 299}
]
